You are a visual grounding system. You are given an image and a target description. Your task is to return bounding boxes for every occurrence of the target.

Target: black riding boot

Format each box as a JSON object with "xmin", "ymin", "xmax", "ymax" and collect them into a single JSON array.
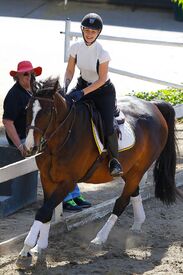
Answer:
[{"xmin": 107, "ymin": 132, "xmax": 123, "ymax": 177}]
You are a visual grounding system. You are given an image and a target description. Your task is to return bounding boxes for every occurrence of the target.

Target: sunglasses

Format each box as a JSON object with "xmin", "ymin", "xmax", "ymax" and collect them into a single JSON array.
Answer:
[{"xmin": 23, "ymin": 72, "xmax": 32, "ymax": 76}]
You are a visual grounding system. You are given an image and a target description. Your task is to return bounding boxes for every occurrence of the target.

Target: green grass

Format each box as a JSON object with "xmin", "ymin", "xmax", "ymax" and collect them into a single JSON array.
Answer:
[{"xmin": 129, "ymin": 89, "xmax": 183, "ymax": 106}]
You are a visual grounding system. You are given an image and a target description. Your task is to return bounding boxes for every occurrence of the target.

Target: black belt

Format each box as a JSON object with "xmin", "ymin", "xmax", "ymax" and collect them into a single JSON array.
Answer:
[{"xmin": 80, "ymin": 77, "xmax": 111, "ymax": 89}]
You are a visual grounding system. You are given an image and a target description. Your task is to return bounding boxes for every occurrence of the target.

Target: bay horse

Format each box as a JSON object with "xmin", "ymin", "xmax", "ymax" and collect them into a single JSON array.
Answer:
[{"xmin": 16, "ymin": 77, "xmax": 180, "ymax": 268}]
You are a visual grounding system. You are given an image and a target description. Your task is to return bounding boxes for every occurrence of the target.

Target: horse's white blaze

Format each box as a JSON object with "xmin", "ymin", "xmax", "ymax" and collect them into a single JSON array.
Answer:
[{"xmin": 25, "ymin": 100, "xmax": 41, "ymax": 150}]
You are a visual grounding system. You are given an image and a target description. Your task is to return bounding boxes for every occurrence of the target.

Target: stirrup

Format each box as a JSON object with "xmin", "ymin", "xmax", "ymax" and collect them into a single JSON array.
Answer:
[{"xmin": 109, "ymin": 158, "xmax": 123, "ymax": 177}]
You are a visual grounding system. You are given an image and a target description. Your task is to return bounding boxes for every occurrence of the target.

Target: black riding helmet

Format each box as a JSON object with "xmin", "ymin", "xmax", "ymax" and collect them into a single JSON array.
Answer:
[
  {"xmin": 81, "ymin": 13, "xmax": 103, "ymax": 45},
  {"xmin": 81, "ymin": 13, "xmax": 103, "ymax": 30}
]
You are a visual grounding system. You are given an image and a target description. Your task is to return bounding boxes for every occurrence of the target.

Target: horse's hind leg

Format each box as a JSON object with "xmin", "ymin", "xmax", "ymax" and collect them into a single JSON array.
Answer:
[
  {"xmin": 130, "ymin": 187, "xmax": 146, "ymax": 231},
  {"xmin": 91, "ymin": 172, "xmax": 145, "ymax": 245}
]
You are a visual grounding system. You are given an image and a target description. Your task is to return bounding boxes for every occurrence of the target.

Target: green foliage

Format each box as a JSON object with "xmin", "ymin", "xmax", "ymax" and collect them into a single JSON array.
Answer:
[
  {"xmin": 129, "ymin": 89, "xmax": 183, "ymax": 106},
  {"xmin": 177, "ymin": 117, "xmax": 183, "ymax": 123},
  {"xmin": 171, "ymin": 0, "xmax": 183, "ymax": 9}
]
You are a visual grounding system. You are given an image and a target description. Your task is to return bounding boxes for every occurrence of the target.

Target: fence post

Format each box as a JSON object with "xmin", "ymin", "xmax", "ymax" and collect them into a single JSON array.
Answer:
[
  {"xmin": 64, "ymin": 18, "xmax": 71, "ymax": 63},
  {"xmin": 54, "ymin": 202, "xmax": 63, "ymax": 222}
]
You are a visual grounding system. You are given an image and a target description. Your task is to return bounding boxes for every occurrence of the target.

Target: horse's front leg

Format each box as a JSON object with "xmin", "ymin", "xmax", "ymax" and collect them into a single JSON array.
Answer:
[
  {"xmin": 30, "ymin": 222, "xmax": 51, "ymax": 255},
  {"xmin": 16, "ymin": 220, "xmax": 47, "ymax": 269},
  {"xmin": 19, "ymin": 202, "xmax": 54, "ymax": 257},
  {"xmin": 16, "ymin": 180, "xmax": 71, "ymax": 269}
]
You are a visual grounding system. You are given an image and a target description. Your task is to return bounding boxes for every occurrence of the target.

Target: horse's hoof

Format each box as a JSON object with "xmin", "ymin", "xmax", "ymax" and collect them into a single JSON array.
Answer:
[
  {"xmin": 15, "ymin": 253, "xmax": 32, "ymax": 270},
  {"xmin": 30, "ymin": 244, "xmax": 42, "ymax": 256},
  {"xmin": 88, "ymin": 242, "xmax": 101, "ymax": 252},
  {"xmin": 130, "ymin": 222, "xmax": 143, "ymax": 233},
  {"xmin": 91, "ymin": 236, "xmax": 106, "ymax": 246}
]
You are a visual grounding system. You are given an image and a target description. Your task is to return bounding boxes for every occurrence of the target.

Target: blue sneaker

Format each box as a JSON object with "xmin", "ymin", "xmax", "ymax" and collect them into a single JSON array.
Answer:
[
  {"xmin": 73, "ymin": 195, "xmax": 92, "ymax": 208},
  {"xmin": 63, "ymin": 199, "xmax": 82, "ymax": 212}
]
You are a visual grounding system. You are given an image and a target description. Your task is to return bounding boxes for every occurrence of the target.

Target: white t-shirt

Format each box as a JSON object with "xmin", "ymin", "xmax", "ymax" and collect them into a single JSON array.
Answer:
[{"xmin": 69, "ymin": 41, "xmax": 111, "ymax": 83}]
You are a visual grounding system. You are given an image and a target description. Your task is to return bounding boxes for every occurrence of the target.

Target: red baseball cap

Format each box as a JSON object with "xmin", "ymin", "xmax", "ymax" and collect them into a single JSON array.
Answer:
[{"xmin": 10, "ymin": 61, "xmax": 42, "ymax": 77}]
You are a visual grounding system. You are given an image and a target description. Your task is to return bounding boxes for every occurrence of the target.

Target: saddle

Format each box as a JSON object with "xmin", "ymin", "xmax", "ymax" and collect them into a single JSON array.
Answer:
[
  {"xmin": 78, "ymin": 101, "xmax": 134, "ymax": 182},
  {"xmin": 84, "ymin": 100, "xmax": 125, "ymax": 147}
]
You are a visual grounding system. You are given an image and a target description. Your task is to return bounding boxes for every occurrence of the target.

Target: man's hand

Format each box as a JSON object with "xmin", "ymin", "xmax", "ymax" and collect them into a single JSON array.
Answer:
[{"xmin": 18, "ymin": 144, "xmax": 29, "ymax": 158}]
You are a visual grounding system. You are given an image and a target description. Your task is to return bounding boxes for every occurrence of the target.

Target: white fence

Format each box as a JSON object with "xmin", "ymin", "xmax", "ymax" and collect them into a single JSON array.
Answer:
[
  {"xmin": 0, "ymin": 152, "xmax": 63, "ymax": 222},
  {"xmin": 0, "ymin": 155, "xmax": 38, "ymax": 183},
  {"xmin": 62, "ymin": 19, "xmax": 183, "ymax": 90}
]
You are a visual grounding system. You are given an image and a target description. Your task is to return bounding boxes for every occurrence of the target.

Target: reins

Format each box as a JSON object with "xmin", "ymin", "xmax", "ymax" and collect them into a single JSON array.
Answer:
[{"xmin": 45, "ymin": 103, "xmax": 76, "ymax": 151}]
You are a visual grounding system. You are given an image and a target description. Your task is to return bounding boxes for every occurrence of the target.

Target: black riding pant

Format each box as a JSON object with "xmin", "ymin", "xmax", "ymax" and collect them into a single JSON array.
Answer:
[{"xmin": 74, "ymin": 77, "xmax": 116, "ymax": 137}]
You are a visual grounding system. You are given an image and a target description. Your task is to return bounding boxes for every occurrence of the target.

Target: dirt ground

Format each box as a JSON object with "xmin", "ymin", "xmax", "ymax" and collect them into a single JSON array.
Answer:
[
  {"xmin": 0, "ymin": 188, "xmax": 183, "ymax": 275},
  {"xmin": 0, "ymin": 124, "xmax": 183, "ymax": 274}
]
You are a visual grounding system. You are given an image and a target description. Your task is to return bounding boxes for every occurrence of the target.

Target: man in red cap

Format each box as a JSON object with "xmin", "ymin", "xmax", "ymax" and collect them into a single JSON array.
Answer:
[{"xmin": 2, "ymin": 61, "xmax": 42, "ymax": 157}]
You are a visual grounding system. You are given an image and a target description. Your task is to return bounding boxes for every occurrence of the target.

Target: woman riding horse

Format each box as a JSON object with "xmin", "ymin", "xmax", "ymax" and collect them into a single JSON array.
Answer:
[{"xmin": 64, "ymin": 13, "xmax": 122, "ymax": 177}]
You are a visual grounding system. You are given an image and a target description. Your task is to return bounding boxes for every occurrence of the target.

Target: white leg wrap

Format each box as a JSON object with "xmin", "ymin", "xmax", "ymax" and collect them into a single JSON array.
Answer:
[
  {"xmin": 91, "ymin": 214, "xmax": 118, "ymax": 245},
  {"xmin": 30, "ymin": 244, "xmax": 42, "ymax": 255},
  {"xmin": 37, "ymin": 222, "xmax": 51, "ymax": 249},
  {"xmin": 130, "ymin": 195, "xmax": 146, "ymax": 231},
  {"xmin": 24, "ymin": 220, "xmax": 42, "ymax": 248},
  {"xmin": 19, "ymin": 244, "xmax": 32, "ymax": 257}
]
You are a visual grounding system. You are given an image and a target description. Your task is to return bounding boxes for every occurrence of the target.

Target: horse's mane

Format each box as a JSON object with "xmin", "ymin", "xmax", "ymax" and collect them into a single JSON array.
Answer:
[{"xmin": 32, "ymin": 77, "xmax": 65, "ymax": 98}]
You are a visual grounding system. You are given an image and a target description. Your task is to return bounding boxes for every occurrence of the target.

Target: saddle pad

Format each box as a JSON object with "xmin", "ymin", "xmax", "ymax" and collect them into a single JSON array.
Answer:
[{"xmin": 91, "ymin": 120, "xmax": 135, "ymax": 154}]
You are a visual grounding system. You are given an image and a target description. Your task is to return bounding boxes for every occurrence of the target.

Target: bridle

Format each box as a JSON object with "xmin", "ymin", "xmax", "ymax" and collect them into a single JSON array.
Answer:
[
  {"xmin": 27, "ymin": 96, "xmax": 55, "ymax": 147},
  {"xmin": 26, "ymin": 94, "xmax": 76, "ymax": 152}
]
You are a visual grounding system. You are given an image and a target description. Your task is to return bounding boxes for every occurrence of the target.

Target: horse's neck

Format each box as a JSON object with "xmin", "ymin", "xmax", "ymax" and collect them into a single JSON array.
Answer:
[{"xmin": 54, "ymin": 93, "xmax": 68, "ymax": 124}]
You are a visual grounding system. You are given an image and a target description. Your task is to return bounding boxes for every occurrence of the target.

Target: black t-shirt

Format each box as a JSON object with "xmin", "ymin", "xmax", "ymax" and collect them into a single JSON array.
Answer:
[{"xmin": 3, "ymin": 82, "xmax": 31, "ymax": 144}]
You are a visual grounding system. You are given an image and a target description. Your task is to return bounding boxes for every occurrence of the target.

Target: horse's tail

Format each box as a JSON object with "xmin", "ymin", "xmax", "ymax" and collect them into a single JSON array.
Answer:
[{"xmin": 153, "ymin": 101, "xmax": 177, "ymax": 205}]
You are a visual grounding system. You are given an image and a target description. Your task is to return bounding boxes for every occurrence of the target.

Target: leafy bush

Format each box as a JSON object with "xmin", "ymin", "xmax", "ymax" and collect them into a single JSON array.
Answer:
[
  {"xmin": 129, "ymin": 89, "xmax": 183, "ymax": 106},
  {"xmin": 171, "ymin": 0, "xmax": 183, "ymax": 9}
]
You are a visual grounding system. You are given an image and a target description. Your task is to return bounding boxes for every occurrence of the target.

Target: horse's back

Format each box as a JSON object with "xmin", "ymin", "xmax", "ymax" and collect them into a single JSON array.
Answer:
[
  {"xmin": 118, "ymin": 96, "xmax": 169, "ymax": 155},
  {"xmin": 118, "ymin": 96, "xmax": 159, "ymax": 118},
  {"xmin": 118, "ymin": 96, "xmax": 168, "ymax": 131}
]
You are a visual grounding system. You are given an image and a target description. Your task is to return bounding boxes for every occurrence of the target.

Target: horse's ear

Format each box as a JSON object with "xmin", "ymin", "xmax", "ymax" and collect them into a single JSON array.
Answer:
[
  {"xmin": 53, "ymin": 79, "xmax": 61, "ymax": 95},
  {"xmin": 58, "ymin": 87, "xmax": 65, "ymax": 97},
  {"xmin": 31, "ymin": 74, "xmax": 39, "ymax": 96}
]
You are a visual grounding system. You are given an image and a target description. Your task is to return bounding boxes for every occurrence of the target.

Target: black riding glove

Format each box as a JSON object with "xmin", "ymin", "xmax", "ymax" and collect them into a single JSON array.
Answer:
[{"xmin": 67, "ymin": 89, "xmax": 84, "ymax": 102}]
